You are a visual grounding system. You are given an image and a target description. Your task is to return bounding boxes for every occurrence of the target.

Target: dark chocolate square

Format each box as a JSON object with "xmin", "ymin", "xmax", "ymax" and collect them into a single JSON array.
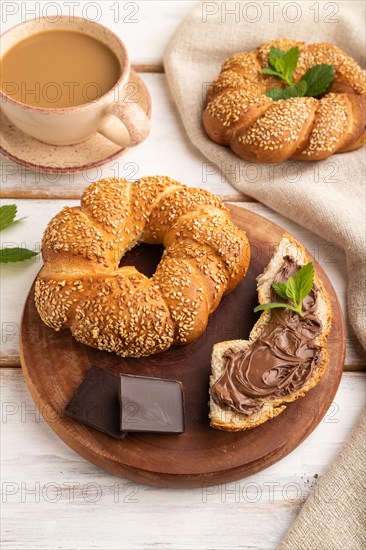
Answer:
[
  {"xmin": 120, "ymin": 374, "xmax": 185, "ymax": 434},
  {"xmin": 64, "ymin": 366, "xmax": 126, "ymax": 440}
]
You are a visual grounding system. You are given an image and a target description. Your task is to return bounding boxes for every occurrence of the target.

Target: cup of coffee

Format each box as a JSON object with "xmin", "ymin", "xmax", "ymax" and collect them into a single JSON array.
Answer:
[{"xmin": 0, "ymin": 16, "xmax": 149, "ymax": 147}]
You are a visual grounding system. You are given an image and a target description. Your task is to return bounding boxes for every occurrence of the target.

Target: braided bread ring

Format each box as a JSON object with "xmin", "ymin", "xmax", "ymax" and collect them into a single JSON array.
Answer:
[
  {"xmin": 203, "ymin": 39, "xmax": 366, "ymax": 163},
  {"xmin": 35, "ymin": 176, "xmax": 250, "ymax": 357}
]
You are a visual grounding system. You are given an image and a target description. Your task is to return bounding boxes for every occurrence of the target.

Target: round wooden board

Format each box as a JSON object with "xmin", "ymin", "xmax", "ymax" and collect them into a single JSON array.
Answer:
[{"xmin": 20, "ymin": 205, "xmax": 345, "ymax": 488}]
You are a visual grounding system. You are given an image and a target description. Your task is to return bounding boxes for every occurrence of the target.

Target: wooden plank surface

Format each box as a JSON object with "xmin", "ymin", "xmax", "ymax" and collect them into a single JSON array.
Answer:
[
  {"xmin": 1, "ymin": 3, "xmax": 365, "ymax": 549},
  {"xmin": 1, "ymin": 199, "xmax": 364, "ymax": 369},
  {"xmin": 1, "ymin": 368, "xmax": 365, "ymax": 549}
]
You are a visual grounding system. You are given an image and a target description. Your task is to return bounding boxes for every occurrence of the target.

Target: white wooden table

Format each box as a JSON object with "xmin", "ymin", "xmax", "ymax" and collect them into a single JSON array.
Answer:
[{"xmin": 1, "ymin": 3, "xmax": 365, "ymax": 549}]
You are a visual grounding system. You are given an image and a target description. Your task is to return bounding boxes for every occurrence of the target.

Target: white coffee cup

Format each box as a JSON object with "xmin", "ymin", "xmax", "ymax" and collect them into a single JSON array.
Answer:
[{"xmin": 0, "ymin": 16, "xmax": 150, "ymax": 147}]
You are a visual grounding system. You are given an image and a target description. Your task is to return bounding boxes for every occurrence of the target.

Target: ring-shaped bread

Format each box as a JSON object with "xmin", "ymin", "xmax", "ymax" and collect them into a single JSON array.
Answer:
[{"xmin": 35, "ymin": 176, "xmax": 250, "ymax": 357}]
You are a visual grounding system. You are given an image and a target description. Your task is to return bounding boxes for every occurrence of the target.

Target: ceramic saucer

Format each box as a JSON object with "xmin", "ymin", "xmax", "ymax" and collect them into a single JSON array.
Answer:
[{"xmin": 0, "ymin": 70, "xmax": 151, "ymax": 174}]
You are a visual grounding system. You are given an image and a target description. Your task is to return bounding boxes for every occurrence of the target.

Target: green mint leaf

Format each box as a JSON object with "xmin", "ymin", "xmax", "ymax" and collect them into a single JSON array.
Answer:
[
  {"xmin": 265, "ymin": 87, "xmax": 285, "ymax": 100},
  {"xmin": 302, "ymin": 64, "xmax": 335, "ymax": 97},
  {"xmin": 274, "ymin": 57, "xmax": 286, "ymax": 75},
  {"xmin": 255, "ymin": 261, "xmax": 315, "ymax": 317},
  {"xmin": 281, "ymin": 47, "xmax": 299, "ymax": 80},
  {"xmin": 0, "ymin": 247, "xmax": 38, "ymax": 263},
  {"xmin": 294, "ymin": 262, "xmax": 314, "ymax": 304},
  {"xmin": 254, "ymin": 302, "xmax": 291, "ymax": 313},
  {"xmin": 262, "ymin": 46, "xmax": 335, "ymax": 101},
  {"xmin": 264, "ymin": 48, "xmax": 334, "ymax": 99},
  {"xmin": 281, "ymin": 85, "xmax": 300, "ymax": 99},
  {"xmin": 272, "ymin": 282, "xmax": 289, "ymax": 300},
  {"xmin": 254, "ymin": 302, "xmax": 303, "ymax": 317},
  {"xmin": 0, "ymin": 205, "xmax": 17, "ymax": 232},
  {"xmin": 265, "ymin": 80, "xmax": 307, "ymax": 101},
  {"xmin": 265, "ymin": 81, "xmax": 307, "ymax": 101},
  {"xmin": 282, "ymin": 80, "xmax": 307, "ymax": 99},
  {"xmin": 268, "ymin": 47, "xmax": 286, "ymax": 69},
  {"xmin": 261, "ymin": 67, "xmax": 283, "ymax": 78},
  {"xmin": 284, "ymin": 275, "xmax": 297, "ymax": 305}
]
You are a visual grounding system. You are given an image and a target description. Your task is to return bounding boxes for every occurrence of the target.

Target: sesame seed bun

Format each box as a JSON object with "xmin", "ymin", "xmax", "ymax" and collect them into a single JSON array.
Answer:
[
  {"xmin": 35, "ymin": 177, "xmax": 250, "ymax": 357},
  {"xmin": 203, "ymin": 39, "xmax": 366, "ymax": 163}
]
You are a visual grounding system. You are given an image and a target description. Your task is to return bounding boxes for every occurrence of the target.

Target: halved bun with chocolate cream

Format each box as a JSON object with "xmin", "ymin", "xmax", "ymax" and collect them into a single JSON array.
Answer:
[{"xmin": 209, "ymin": 234, "xmax": 332, "ymax": 431}]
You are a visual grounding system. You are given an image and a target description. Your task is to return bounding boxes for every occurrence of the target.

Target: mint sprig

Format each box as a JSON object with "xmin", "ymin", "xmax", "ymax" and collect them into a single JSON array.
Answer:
[
  {"xmin": 262, "ymin": 46, "xmax": 299, "ymax": 86},
  {"xmin": 254, "ymin": 262, "xmax": 315, "ymax": 317},
  {"xmin": 0, "ymin": 205, "xmax": 38, "ymax": 264},
  {"xmin": 262, "ymin": 47, "xmax": 335, "ymax": 101},
  {"xmin": 0, "ymin": 204, "xmax": 17, "ymax": 232}
]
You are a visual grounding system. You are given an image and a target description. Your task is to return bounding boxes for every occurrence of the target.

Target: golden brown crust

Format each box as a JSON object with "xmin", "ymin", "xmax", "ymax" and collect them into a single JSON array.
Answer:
[
  {"xmin": 35, "ymin": 177, "xmax": 250, "ymax": 357},
  {"xmin": 202, "ymin": 89, "xmax": 271, "ymax": 145},
  {"xmin": 206, "ymin": 70, "xmax": 264, "ymax": 104},
  {"xmin": 231, "ymin": 97, "xmax": 318, "ymax": 163},
  {"xmin": 163, "ymin": 206, "xmax": 250, "ymax": 292},
  {"xmin": 203, "ymin": 38, "xmax": 366, "ymax": 163},
  {"xmin": 292, "ymin": 94, "xmax": 352, "ymax": 160},
  {"xmin": 209, "ymin": 233, "xmax": 333, "ymax": 431}
]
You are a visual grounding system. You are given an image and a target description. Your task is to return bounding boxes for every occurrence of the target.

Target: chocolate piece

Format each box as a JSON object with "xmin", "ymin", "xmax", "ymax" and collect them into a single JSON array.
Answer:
[
  {"xmin": 211, "ymin": 256, "xmax": 322, "ymax": 415},
  {"xmin": 64, "ymin": 366, "xmax": 126, "ymax": 439},
  {"xmin": 120, "ymin": 375, "xmax": 185, "ymax": 433}
]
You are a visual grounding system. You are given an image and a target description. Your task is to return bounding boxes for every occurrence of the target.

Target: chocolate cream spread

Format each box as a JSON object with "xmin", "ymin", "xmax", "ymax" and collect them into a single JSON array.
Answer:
[{"xmin": 211, "ymin": 256, "xmax": 323, "ymax": 416}]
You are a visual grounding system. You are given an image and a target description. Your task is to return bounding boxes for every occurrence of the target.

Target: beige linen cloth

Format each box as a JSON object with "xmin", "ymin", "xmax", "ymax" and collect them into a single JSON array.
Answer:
[{"xmin": 164, "ymin": 1, "xmax": 366, "ymax": 548}]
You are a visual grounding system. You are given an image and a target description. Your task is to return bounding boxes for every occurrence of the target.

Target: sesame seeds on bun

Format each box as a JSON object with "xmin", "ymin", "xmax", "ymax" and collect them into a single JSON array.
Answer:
[
  {"xmin": 35, "ymin": 177, "xmax": 250, "ymax": 357},
  {"xmin": 203, "ymin": 39, "xmax": 366, "ymax": 163}
]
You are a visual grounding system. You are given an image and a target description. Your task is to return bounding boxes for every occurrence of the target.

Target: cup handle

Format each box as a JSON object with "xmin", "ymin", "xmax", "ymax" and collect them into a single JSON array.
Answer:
[{"xmin": 98, "ymin": 100, "xmax": 150, "ymax": 148}]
